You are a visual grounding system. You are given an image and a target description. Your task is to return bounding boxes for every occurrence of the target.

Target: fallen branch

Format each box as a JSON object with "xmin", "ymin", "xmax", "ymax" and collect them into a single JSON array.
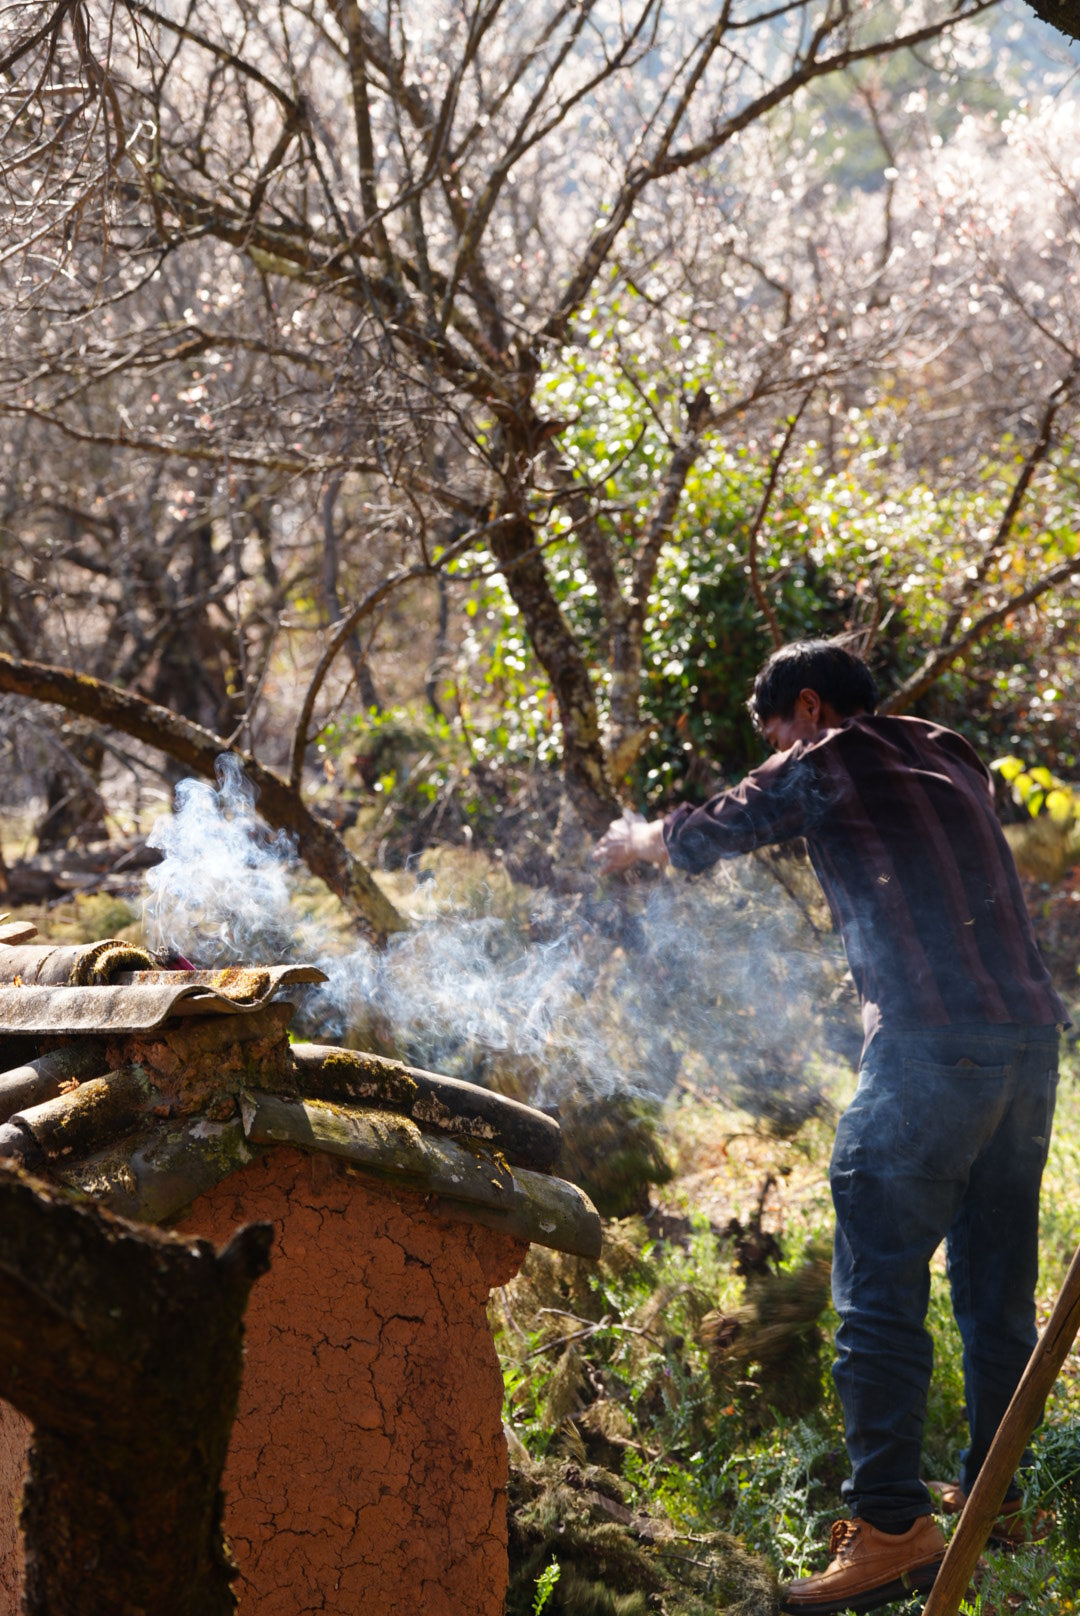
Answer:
[{"xmin": 0, "ymin": 834, "xmax": 160, "ymax": 904}]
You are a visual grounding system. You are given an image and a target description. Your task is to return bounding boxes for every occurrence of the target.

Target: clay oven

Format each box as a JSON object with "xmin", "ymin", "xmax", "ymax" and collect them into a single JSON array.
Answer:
[{"xmin": 0, "ymin": 935, "xmax": 601, "ymax": 1615}]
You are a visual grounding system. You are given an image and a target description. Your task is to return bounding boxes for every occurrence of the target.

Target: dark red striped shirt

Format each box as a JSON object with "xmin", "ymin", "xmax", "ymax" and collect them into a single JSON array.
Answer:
[{"xmin": 663, "ymin": 715, "xmax": 1066, "ymax": 1047}]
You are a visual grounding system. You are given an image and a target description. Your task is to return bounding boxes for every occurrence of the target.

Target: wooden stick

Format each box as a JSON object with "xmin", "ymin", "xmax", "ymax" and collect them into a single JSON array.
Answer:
[
  {"xmin": 0, "ymin": 1041, "xmax": 110, "ymax": 1122},
  {"xmin": 922, "ymin": 1239, "xmax": 1080, "ymax": 1616}
]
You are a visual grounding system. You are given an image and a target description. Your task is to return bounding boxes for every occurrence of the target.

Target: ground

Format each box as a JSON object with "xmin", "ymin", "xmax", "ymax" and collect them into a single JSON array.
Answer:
[{"xmin": 496, "ymin": 1056, "xmax": 1080, "ymax": 1616}]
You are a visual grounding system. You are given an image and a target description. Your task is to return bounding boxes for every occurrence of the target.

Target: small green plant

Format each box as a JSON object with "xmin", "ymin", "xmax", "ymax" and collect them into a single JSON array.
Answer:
[{"xmin": 533, "ymin": 1559, "xmax": 561, "ymax": 1614}]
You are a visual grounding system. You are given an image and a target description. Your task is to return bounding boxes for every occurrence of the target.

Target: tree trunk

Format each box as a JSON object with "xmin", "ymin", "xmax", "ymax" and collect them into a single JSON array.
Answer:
[
  {"xmin": 1023, "ymin": 0, "xmax": 1080, "ymax": 41},
  {"xmin": 143, "ymin": 523, "xmax": 239, "ymax": 741},
  {"xmin": 488, "ymin": 510, "xmax": 620, "ymax": 837},
  {"xmin": 425, "ymin": 572, "xmax": 450, "ymax": 721},
  {"xmin": 0, "ymin": 653, "xmax": 408, "ymax": 938},
  {"xmin": 0, "ymin": 1165, "xmax": 272, "ymax": 1616},
  {"xmin": 35, "ymin": 725, "xmax": 109, "ymax": 852},
  {"xmin": 606, "ymin": 600, "xmax": 652, "ymax": 783}
]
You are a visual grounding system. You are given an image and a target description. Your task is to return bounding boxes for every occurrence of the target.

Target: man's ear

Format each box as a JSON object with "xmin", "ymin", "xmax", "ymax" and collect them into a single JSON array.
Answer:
[{"xmin": 797, "ymin": 687, "xmax": 823, "ymax": 723}]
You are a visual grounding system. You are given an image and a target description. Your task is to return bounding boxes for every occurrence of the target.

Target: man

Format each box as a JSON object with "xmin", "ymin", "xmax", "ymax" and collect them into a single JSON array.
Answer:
[{"xmin": 594, "ymin": 640, "xmax": 1063, "ymax": 1614}]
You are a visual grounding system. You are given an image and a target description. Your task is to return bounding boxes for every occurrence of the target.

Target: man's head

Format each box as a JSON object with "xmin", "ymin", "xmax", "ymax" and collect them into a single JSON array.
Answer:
[{"xmin": 749, "ymin": 640, "xmax": 878, "ymax": 752}]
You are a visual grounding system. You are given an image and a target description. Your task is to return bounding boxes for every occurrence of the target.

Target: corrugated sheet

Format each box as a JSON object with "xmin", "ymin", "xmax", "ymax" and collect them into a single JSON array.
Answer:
[{"xmin": 0, "ymin": 965, "xmax": 325, "ymax": 1035}]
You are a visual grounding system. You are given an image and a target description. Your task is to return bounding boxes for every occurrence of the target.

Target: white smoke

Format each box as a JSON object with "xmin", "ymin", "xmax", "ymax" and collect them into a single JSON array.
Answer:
[
  {"xmin": 142, "ymin": 756, "xmax": 851, "ymax": 1112},
  {"xmin": 144, "ymin": 755, "xmax": 300, "ymax": 963}
]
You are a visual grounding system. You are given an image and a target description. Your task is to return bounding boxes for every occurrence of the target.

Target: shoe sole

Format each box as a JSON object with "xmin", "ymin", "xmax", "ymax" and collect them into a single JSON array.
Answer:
[{"xmin": 781, "ymin": 1556, "xmax": 944, "ymax": 1615}]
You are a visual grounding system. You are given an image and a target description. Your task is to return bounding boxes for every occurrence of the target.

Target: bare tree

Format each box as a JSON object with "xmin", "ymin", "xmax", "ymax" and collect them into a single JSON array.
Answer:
[{"xmin": 0, "ymin": 0, "xmax": 1006, "ymax": 846}]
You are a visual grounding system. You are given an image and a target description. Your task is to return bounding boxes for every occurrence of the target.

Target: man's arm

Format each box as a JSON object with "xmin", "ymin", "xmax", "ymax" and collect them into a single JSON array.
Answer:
[
  {"xmin": 592, "ymin": 813, "xmax": 670, "ymax": 874},
  {"xmin": 594, "ymin": 744, "xmax": 818, "ymax": 877}
]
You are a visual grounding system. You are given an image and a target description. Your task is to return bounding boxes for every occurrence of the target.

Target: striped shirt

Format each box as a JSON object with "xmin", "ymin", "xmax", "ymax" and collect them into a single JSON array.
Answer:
[{"xmin": 663, "ymin": 714, "xmax": 1066, "ymax": 1047}]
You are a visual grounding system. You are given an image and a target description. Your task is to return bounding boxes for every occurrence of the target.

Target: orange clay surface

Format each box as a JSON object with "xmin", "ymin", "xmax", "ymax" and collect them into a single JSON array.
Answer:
[
  {"xmin": 0, "ymin": 1147, "xmax": 525, "ymax": 1616},
  {"xmin": 178, "ymin": 1147, "xmax": 527, "ymax": 1616},
  {"xmin": 0, "ymin": 1402, "xmax": 26, "ymax": 1614}
]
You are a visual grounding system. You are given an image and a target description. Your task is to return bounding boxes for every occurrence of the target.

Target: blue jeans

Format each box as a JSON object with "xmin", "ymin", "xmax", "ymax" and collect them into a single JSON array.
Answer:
[{"xmin": 830, "ymin": 1022, "xmax": 1059, "ymax": 1528}]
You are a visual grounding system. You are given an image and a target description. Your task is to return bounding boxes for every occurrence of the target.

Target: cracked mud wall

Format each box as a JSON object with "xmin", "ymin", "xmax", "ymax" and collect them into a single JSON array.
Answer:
[
  {"xmin": 0, "ymin": 1148, "xmax": 525, "ymax": 1615},
  {"xmin": 179, "ymin": 1148, "xmax": 527, "ymax": 1616},
  {"xmin": 0, "ymin": 1402, "xmax": 27, "ymax": 1614}
]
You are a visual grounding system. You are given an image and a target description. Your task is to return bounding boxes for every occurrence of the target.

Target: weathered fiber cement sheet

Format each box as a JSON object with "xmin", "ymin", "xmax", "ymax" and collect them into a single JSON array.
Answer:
[
  {"xmin": 0, "ymin": 966, "xmax": 325, "ymax": 1035},
  {"xmin": 0, "ymin": 941, "xmax": 152, "ymax": 985}
]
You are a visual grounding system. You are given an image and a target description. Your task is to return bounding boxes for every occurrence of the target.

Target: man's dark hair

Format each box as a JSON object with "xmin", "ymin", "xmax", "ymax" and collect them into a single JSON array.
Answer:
[{"xmin": 749, "ymin": 640, "xmax": 878, "ymax": 728}]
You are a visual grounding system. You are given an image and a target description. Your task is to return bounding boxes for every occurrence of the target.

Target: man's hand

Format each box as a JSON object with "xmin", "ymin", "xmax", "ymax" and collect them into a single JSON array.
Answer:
[{"xmin": 592, "ymin": 811, "xmax": 670, "ymax": 875}]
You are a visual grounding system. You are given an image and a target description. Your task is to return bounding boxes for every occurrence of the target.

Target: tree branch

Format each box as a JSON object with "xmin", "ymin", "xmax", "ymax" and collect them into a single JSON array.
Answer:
[
  {"xmin": 543, "ymin": 1, "xmax": 997, "ymax": 342},
  {"xmin": 0, "ymin": 654, "xmax": 407, "ymax": 937},
  {"xmin": 745, "ymin": 393, "xmax": 812, "ymax": 650},
  {"xmin": 883, "ymin": 554, "xmax": 1080, "ymax": 715},
  {"xmin": 289, "ymin": 526, "xmax": 482, "ymax": 788},
  {"xmin": 938, "ymin": 360, "xmax": 1080, "ymax": 645},
  {"xmin": 333, "ymin": 0, "xmax": 398, "ymax": 280},
  {"xmin": 631, "ymin": 387, "xmax": 713, "ymax": 607}
]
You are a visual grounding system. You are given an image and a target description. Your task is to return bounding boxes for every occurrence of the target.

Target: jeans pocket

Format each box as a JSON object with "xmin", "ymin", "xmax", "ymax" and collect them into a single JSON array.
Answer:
[
  {"xmin": 899, "ymin": 1057, "xmax": 1009, "ymax": 1180},
  {"xmin": 1026, "ymin": 1064, "xmax": 1058, "ymax": 1170}
]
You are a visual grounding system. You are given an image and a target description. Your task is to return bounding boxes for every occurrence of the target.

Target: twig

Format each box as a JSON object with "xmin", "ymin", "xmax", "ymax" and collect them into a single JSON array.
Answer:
[
  {"xmin": 526, "ymin": 1315, "xmax": 662, "ymax": 1359},
  {"xmin": 288, "ymin": 525, "xmax": 480, "ymax": 788},
  {"xmin": 745, "ymin": 392, "xmax": 812, "ymax": 649},
  {"xmin": 938, "ymin": 358, "xmax": 1080, "ymax": 647}
]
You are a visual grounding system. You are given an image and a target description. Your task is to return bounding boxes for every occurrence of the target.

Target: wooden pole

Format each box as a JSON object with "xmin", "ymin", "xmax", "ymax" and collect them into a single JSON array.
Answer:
[{"xmin": 922, "ymin": 1239, "xmax": 1080, "ymax": 1616}]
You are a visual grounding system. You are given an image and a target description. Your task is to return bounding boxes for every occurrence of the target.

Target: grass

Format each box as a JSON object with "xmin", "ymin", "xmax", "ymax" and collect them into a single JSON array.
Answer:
[{"xmin": 497, "ymin": 1047, "xmax": 1080, "ymax": 1615}]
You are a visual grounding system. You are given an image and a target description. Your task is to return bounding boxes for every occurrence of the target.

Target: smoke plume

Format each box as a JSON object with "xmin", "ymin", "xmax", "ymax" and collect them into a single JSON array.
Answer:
[{"xmin": 143, "ymin": 756, "xmax": 852, "ymax": 1117}]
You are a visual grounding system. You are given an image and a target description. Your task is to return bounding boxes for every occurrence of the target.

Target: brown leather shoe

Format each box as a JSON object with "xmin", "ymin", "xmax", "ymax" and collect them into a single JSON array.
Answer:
[
  {"xmin": 782, "ymin": 1515, "xmax": 946, "ymax": 1613},
  {"xmin": 925, "ymin": 1479, "xmax": 1055, "ymax": 1546}
]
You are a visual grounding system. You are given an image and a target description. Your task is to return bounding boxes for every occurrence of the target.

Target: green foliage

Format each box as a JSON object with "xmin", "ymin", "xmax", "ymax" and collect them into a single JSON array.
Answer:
[
  {"xmin": 311, "ymin": 702, "xmax": 563, "ymax": 874},
  {"xmin": 993, "ymin": 754, "xmax": 1080, "ymax": 827},
  {"xmin": 506, "ymin": 1452, "xmax": 779, "ymax": 1616},
  {"xmin": 534, "ymin": 1559, "xmax": 561, "ymax": 1614},
  {"xmin": 499, "ymin": 1182, "xmax": 836, "ymax": 1606},
  {"xmin": 1030, "ymin": 1420, "xmax": 1080, "ymax": 1556},
  {"xmin": 633, "ymin": 523, "xmax": 847, "ymax": 802},
  {"xmin": 452, "ymin": 555, "xmax": 562, "ymax": 769},
  {"xmin": 459, "ymin": 348, "xmax": 872, "ymax": 797},
  {"xmin": 454, "ymin": 339, "xmax": 1080, "ymax": 802}
]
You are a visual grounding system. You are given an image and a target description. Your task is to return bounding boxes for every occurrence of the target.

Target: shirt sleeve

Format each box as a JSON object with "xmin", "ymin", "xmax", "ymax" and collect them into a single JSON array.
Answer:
[{"xmin": 663, "ymin": 745, "xmax": 818, "ymax": 875}]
